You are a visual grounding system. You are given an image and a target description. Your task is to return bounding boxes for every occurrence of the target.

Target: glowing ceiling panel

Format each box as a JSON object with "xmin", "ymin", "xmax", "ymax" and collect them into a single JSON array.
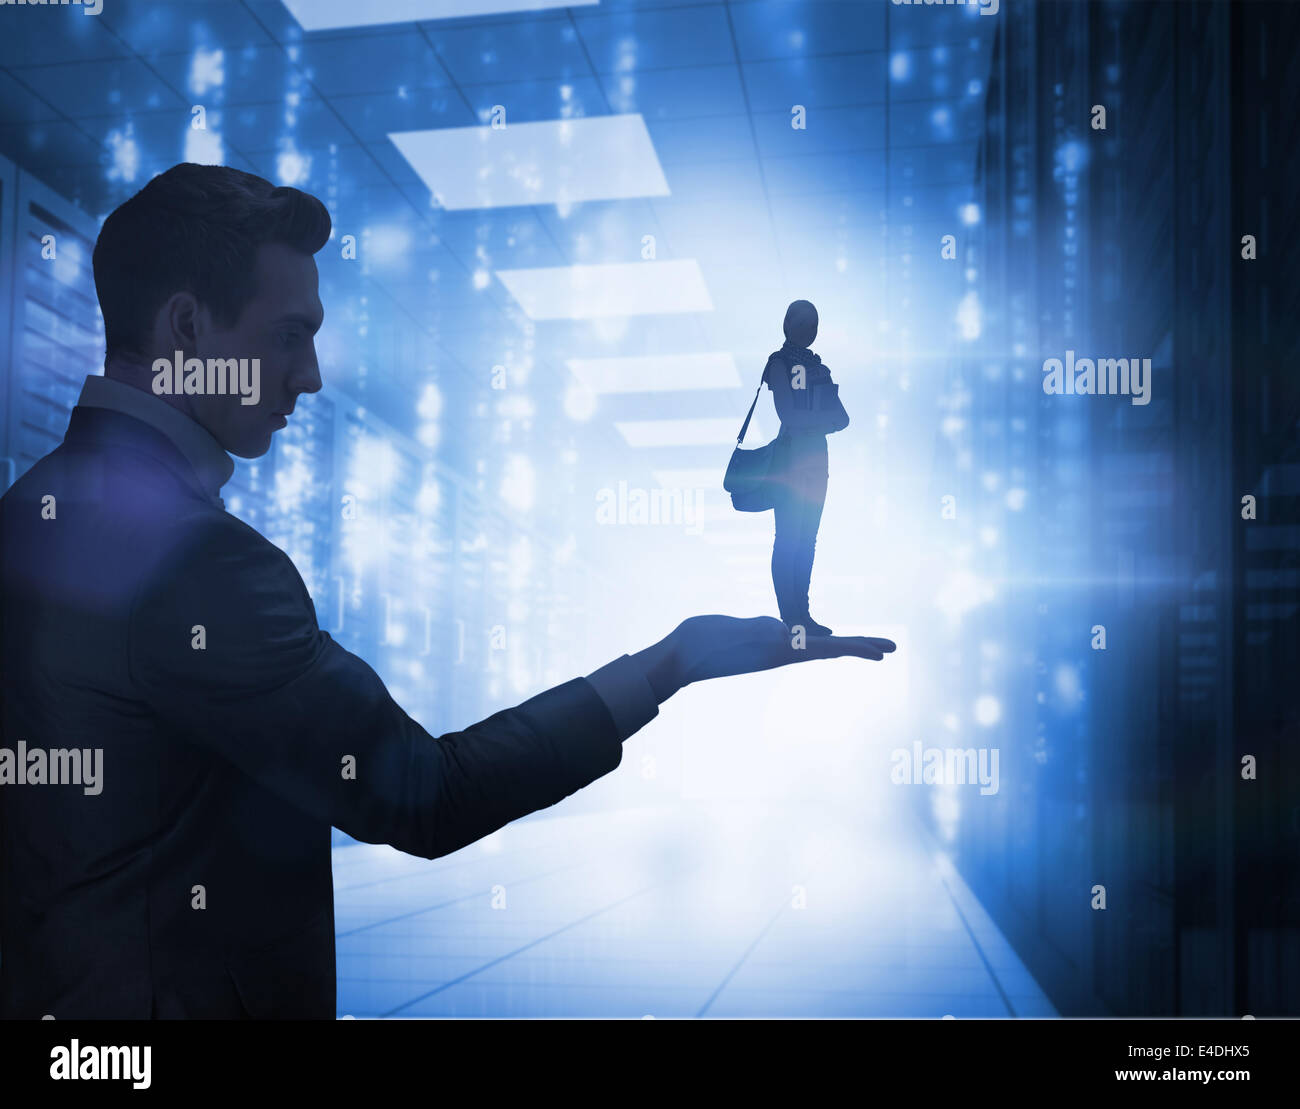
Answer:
[
  {"xmin": 566, "ymin": 353, "xmax": 740, "ymax": 394},
  {"xmin": 496, "ymin": 260, "xmax": 711, "ymax": 320},
  {"xmin": 391, "ymin": 115, "xmax": 668, "ymax": 211},
  {"xmin": 283, "ymin": 0, "xmax": 596, "ymax": 32}
]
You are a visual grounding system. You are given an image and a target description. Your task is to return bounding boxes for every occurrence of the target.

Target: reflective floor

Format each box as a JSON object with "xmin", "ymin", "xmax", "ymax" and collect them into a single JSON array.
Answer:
[{"xmin": 333, "ymin": 798, "xmax": 1057, "ymax": 1019}]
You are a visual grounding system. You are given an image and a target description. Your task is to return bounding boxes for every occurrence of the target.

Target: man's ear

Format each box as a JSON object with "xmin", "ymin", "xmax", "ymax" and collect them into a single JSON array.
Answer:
[{"xmin": 160, "ymin": 291, "xmax": 201, "ymax": 354}]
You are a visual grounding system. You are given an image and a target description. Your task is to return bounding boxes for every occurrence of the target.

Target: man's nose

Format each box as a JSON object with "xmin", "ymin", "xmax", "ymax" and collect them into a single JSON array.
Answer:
[{"xmin": 293, "ymin": 351, "xmax": 323, "ymax": 396}]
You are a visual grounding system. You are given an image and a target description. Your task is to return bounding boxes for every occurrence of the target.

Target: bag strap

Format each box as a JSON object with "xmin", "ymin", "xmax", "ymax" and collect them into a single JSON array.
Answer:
[{"xmin": 736, "ymin": 361, "xmax": 770, "ymax": 444}]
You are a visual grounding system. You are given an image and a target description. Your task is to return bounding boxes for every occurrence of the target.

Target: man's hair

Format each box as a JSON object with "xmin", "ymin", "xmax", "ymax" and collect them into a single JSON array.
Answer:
[{"xmin": 93, "ymin": 163, "xmax": 331, "ymax": 360}]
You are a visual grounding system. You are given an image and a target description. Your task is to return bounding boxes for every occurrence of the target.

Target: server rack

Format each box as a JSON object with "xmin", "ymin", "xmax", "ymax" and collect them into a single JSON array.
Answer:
[
  {"xmin": 0, "ymin": 157, "xmax": 105, "ymax": 487},
  {"xmin": 1229, "ymin": 0, "xmax": 1300, "ymax": 1017},
  {"xmin": 957, "ymin": 0, "xmax": 1298, "ymax": 1016}
]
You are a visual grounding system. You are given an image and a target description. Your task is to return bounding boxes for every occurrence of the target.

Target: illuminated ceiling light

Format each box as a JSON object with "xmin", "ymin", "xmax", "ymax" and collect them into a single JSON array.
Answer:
[
  {"xmin": 282, "ymin": 0, "xmax": 595, "ymax": 32},
  {"xmin": 614, "ymin": 417, "xmax": 770, "ymax": 448},
  {"xmin": 566, "ymin": 353, "xmax": 740, "ymax": 394},
  {"xmin": 496, "ymin": 260, "xmax": 711, "ymax": 320},
  {"xmin": 390, "ymin": 115, "xmax": 668, "ymax": 211}
]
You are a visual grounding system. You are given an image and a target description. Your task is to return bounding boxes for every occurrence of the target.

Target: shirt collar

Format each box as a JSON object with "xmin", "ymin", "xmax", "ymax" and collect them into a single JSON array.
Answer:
[{"xmin": 77, "ymin": 374, "xmax": 235, "ymax": 509}]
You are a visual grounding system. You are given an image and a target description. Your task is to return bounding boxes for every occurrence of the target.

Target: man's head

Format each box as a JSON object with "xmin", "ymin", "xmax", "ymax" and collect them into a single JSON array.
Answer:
[
  {"xmin": 783, "ymin": 299, "xmax": 818, "ymax": 348},
  {"xmin": 93, "ymin": 163, "xmax": 330, "ymax": 458}
]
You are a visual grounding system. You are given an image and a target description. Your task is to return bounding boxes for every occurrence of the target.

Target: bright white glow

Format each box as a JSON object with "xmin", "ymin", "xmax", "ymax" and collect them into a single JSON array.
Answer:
[
  {"xmin": 342, "ymin": 514, "xmax": 388, "ymax": 572},
  {"xmin": 1055, "ymin": 664, "xmax": 1083, "ymax": 709},
  {"xmin": 615, "ymin": 416, "xmax": 771, "ymax": 449},
  {"xmin": 509, "ymin": 660, "xmax": 533, "ymax": 695},
  {"xmin": 272, "ymin": 450, "xmax": 312, "ymax": 514},
  {"xmin": 497, "ymin": 393, "xmax": 534, "ymax": 421},
  {"xmin": 416, "ymin": 482, "xmax": 441, "ymax": 516},
  {"xmin": 51, "ymin": 239, "xmax": 84, "ymax": 288},
  {"xmin": 934, "ymin": 569, "xmax": 994, "ymax": 621},
  {"xmin": 890, "ymin": 52, "xmax": 910, "ymax": 81},
  {"xmin": 496, "ymin": 260, "xmax": 710, "ymax": 320},
  {"xmin": 500, "ymin": 454, "xmax": 535, "ymax": 511},
  {"xmin": 563, "ymin": 384, "xmax": 597, "ymax": 421},
  {"xmin": 184, "ymin": 126, "xmax": 224, "ymax": 165},
  {"xmin": 351, "ymin": 436, "xmax": 398, "ymax": 494},
  {"xmin": 365, "ymin": 224, "xmax": 412, "ymax": 266},
  {"xmin": 974, "ymin": 695, "xmax": 1001, "ymax": 727},
  {"xmin": 957, "ymin": 291, "xmax": 982, "ymax": 340},
  {"xmin": 417, "ymin": 382, "xmax": 442, "ymax": 421},
  {"xmin": 508, "ymin": 535, "xmax": 532, "ymax": 590},
  {"xmin": 1056, "ymin": 140, "xmax": 1089, "ymax": 174},
  {"xmin": 276, "ymin": 140, "xmax": 311, "ymax": 187},
  {"xmin": 652, "ymin": 469, "xmax": 718, "ymax": 489},
  {"xmin": 188, "ymin": 47, "xmax": 224, "ymax": 96},
  {"xmin": 282, "ymin": 0, "xmax": 595, "ymax": 32},
  {"xmin": 932, "ymin": 789, "xmax": 960, "ymax": 842},
  {"xmin": 1005, "ymin": 487, "xmax": 1027, "ymax": 511},
  {"xmin": 390, "ymin": 115, "xmax": 668, "ymax": 211},
  {"xmin": 961, "ymin": 202, "xmax": 981, "ymax": 225},
  {"xmin": 105, "ymin": 125, "xmax": 139, "ymax": 184},
  {"xmin": 566, "ymin": 352, "xmax": 740, "ymax": 394}
]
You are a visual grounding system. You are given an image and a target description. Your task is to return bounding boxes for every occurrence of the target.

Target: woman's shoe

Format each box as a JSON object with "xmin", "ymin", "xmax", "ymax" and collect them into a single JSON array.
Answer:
[{"xmin": 784, "ymin": 612, "xmax": 833, "ymax": 637}]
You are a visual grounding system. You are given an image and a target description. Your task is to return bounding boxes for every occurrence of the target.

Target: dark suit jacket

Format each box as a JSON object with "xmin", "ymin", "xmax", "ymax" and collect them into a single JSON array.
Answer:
[{"xmin": 0, "ymin": 405, "xmax": 624, "ymax": 1018}]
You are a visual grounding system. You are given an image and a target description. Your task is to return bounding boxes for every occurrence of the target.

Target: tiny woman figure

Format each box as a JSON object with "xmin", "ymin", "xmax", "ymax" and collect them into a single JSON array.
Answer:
[{"xmin": 764, "ymin": 299, "xmax": 849, "ymax": 636}]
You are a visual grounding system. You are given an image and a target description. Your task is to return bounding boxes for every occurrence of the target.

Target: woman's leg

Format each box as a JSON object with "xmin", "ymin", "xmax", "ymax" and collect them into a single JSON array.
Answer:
[
  {"xmin": 792, "ymin": 466, "xmax": 829, "ymax": 627},
  {"xmin": 771, "ymin": 475, "xmax": 801, "ymax": 623},
  {"xmin": 772, "ymin": 463, "xmax": 828, "ymax": 625}
]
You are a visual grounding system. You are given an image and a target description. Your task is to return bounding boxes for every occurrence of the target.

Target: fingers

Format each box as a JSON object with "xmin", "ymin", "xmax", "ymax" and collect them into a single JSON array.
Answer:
[{"xmin": 798, "ymin": 635, "xmax": 897, "ymax": 661}]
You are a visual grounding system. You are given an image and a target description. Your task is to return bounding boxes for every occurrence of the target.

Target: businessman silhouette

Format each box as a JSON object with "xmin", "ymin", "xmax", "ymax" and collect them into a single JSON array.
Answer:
[{"xmin": 0, "ymin": 164, "xmax": 895, "ymax": 1019}]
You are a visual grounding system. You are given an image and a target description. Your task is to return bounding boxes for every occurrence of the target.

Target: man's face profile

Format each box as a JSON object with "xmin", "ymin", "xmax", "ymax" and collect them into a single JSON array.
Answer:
[{"xmin": 186, "ymin": 242, "xmax": 325, "ymax": 458}]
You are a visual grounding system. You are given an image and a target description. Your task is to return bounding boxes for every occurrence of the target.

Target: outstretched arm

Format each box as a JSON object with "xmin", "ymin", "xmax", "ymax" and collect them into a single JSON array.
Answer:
[{"xmin": 132, "ymin": 518, "xmax": 893, "ymax": 861}]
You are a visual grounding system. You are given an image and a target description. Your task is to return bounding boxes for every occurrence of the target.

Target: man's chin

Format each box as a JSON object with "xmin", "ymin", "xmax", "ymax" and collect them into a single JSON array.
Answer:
[{"xmin": 226, "ymin": 433, "xmax": 275, "ymax": 460}]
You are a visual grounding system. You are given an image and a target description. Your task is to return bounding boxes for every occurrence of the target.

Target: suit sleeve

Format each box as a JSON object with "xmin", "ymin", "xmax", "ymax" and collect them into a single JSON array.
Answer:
[
  {"xmin": 765, "ymin": 357, "xmax": 823, "ymax": 433},
  {"xmin": 128, "ymin": 515, "xmax": 627, "ymax": 860}
]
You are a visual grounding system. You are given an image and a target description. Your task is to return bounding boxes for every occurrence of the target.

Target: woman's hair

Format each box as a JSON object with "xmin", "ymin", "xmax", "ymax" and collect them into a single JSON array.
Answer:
[
  {"xmin": 93, "ymin": 162, "xmax": 331, "ymax": 360},
  {"xmin": 783, "ymin": 299, "xmax": 818, "ymax": 347}
]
